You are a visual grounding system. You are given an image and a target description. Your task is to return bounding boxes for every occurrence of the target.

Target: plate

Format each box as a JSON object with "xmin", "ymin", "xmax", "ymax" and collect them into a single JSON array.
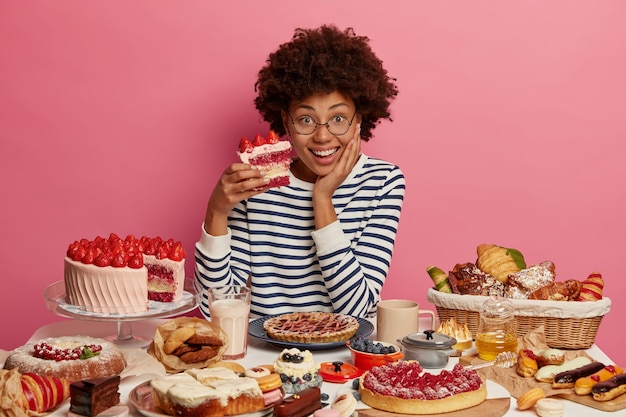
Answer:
[
  {"xmin": 248, "ymin": 314, "xmax": 374, "ymax": 350},
  {"xmin": 44, "ymin": 280, "xmax": 199, "ymax": 321},
  {"xmin": 129, "ymin": 381, "xmax": 273, "ymax": 417}
]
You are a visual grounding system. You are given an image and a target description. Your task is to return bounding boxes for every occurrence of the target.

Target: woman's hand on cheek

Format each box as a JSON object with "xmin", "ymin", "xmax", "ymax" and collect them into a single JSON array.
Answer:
[{"xmin": 314, "ymin": 126, "xmax": 361, "ymax": 196}]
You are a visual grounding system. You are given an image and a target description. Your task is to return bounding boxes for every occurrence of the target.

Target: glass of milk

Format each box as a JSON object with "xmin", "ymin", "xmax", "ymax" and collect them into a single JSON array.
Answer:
[{"xmin": 206, "ymin": 285, "xmax": 251, "ymax": 359}]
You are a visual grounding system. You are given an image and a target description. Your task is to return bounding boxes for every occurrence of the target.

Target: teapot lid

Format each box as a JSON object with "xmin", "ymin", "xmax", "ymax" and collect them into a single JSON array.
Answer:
[{"xmin": 401, "ymin": 330, "xmax": 456, "ymax": 349}]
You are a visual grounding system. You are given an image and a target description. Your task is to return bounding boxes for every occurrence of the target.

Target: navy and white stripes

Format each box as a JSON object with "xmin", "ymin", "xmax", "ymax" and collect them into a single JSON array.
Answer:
[{"xmin": 194, "ymin": 154, "xmax": 405, "ymax": 320}]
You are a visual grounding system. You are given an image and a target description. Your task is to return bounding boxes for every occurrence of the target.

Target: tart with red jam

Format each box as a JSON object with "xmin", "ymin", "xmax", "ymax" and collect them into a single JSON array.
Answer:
[
  {"xmin": 263, "ymin": 312, "xmax": 359, "ymax": 343},
  {"xmin": 359, "ymin": 361, "xmax": 487, "ymax": 414}
]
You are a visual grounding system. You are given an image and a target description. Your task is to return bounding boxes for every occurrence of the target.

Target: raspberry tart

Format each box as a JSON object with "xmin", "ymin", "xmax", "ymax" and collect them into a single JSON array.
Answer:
[
  {"xmin": 263, "ymin": 312, "xmax": 359, "ymax": 343},
  {"xmin": 359, "ymin": 361, "xmax": 487, "ymax": 414},
  {"xmin": 3, "ymin": 336, "xmax": 126, "ymax": 383},
  {"xmin": 64, "ymin": 233, "xmax": 185, "ymax": 314},
  {"xmin": 237, "ymin": 130, "xmax": 292, "ymax": 188}
]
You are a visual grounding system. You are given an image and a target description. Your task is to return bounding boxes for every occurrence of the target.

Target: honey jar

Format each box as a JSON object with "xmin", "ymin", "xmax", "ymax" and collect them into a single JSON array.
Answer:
[{"xmin": 475, "ymin": 296, "xmax": 517, "ymax": 361}]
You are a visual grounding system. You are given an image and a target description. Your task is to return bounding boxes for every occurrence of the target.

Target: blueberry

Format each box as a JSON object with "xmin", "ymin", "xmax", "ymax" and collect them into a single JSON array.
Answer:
[
  {"xmin": 321, "ymin": 393, "xmax": 330, "ymax": 401},
  {"xmin": 352, "ymin": 378, "xmax": 360, "ymax": 390}
]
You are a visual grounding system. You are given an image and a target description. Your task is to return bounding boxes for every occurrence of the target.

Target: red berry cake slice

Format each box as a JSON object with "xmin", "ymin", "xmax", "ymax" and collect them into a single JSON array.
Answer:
[
  {"xmin": 237, "ymin": 130, "xmax": 292, "ymax": 187},
  {"xmin": 64, "ymin": 234, "xmax": 185, "ymax": 314}
]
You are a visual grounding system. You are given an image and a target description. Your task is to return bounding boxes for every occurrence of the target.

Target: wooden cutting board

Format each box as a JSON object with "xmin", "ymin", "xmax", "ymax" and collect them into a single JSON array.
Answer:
[
  {"xmin": 557, "ymin": 392, "xmax": 626, "ymax": 412},
  {"xmin": 356, "ymin": 398, "xmax": 510, "ymax": 417}
]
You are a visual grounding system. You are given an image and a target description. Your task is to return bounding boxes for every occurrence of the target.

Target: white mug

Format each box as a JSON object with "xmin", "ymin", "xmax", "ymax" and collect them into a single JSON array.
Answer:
[{"xmin": 376, "ymin": 299, "xmax": 436, "ymax": 345}]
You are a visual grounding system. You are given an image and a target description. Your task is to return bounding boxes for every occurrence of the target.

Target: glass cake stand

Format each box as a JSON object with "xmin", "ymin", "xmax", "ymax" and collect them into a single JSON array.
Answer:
[{"xmin": 44, "ymin": 279, "xmax": 200, "ymax": 348}]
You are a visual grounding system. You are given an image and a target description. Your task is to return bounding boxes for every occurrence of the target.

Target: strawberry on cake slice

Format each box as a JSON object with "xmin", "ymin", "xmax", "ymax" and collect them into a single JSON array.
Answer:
[{"xmin": 237, "ymin": 130, "xmax": 293, "ymax": 188}]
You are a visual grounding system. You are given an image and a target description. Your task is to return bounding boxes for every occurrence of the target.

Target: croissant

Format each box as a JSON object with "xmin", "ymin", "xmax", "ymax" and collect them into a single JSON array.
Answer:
[
  {"xmin": 577, "ymin": 272, "xmax": 604, "ymax": 301},
  {"xmin": 476, "ymin": 244, "xmax": 526, "ymax": 284},
  {"xmin": 0, "ymin": 369, "xmax": 70, "ymax": 416},
  {"xmin": 426, "ymin": 266, "xmax": 452, "ymax": 293},
  {"xmin": 528, "ymin": 280, "xmax": 583, "ymax": 301}
]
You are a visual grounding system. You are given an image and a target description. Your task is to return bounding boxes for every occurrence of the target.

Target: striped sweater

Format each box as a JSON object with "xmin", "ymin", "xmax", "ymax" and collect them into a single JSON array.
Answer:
[{"xmin": 194, "ymin": 154, "xmax": 405, "ymax": 319}]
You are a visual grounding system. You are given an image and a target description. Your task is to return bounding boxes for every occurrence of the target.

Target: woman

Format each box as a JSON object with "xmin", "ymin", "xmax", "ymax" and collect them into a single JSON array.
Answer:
[{"xmin": 194, "ymin": 24, "xmax": 405, "ymax": 319}]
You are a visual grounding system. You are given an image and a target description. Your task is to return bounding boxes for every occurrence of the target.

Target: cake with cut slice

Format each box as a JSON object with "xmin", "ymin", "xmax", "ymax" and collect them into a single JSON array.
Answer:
[
  {"xmin": 69, "ymin": 375, "xmax": 121, "ymax": 417},
  {"xmin": 64, "ymin": 234, "xmax": 185, "ymax": 314},
  {"xmin": 237, "ymin": 130, "xmax": 292, "ymax": 187}
]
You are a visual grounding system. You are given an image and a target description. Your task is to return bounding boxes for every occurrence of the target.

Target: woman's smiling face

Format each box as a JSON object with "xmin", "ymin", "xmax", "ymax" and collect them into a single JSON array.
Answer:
[{"xmin": 283, "ymin": 91, "xmax": 361, "ymax": 182}]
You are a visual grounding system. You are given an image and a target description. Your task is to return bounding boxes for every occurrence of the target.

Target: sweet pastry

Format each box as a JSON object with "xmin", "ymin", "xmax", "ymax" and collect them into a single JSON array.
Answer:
[
  {"xmin": 263, "ymin": 311, "xmax": 359, "ymax": 343},
  {"xmin": 237, "ymin": 130, "xmax": 293, "ymax": 188},
  {"xmin": 516, "ymin": 349, "xmax": 539, "ymax": 378},
  {"xmin": 534, "ymin": 398, "xmax": 564, "ymax": 417},
  {"xmin": 435, "ymin": 318, "xmax": 473, "ymax": 351},
  {"xmin": 426, "ymin": 266, "xmax": 452, "ymax": 293},
  {"xmin": 273, "ymin": 387, "xmax": 323, "ymax": 417},
  {"xmin": 64, "ymin": 234, "xmax": 185, "ymax": 314},
  {"xmin": 552, "ymin": 361, "xmax": 606, "ymax": 389},
  {"xmin": 245, "ymin": 367, "xmax": 271, "ymax": 379},
  {"xmin": 69, "ymin": 375, "xmax": 121, "ymax": 417},
  {"xmin": 447, "ymin": 262, "xmax": 504, "ymax": 296},
  {"xmin": 359, "ymin": 361, "xmax": 487, "ymax": 414},
  {"xmin": 254, "ymin": 373, "xmax": 284, "ymax": 406},
  {"xmin": 150, "ymin": 368, "xmax": 265, "ymax": 417},
  {"xmin": 3, "ymin": 336, "xmax": 126, "ymax": 382},
  {"xmin": 148, "ymin": 317, "xmax": 228, "ymax": 373},
  {"xmin": 505, "ymin": 261, "xmax": 556, "ymax": 299},
  {"xmin": 476, "ymin": 244, "xmax": 526, "ymax": 284},
  {"xmin": 528, "ymin": 279, "xmax": 583, "ymax": 301},
  {"xmin": 534, "ymin": 356, "xmax": 592, "ymax": 383},
  {"xmin": 273, "ymin": 348, "xmax": 323, "ymax": 394},
  {"xmin": 331, "ymin": 392, "xmax": 357, "ymax": 417},
  {"xmin": 535, "ymin": 349, "xmax": 565, "ymax": 367},
  {"xmin": 516, "ymin": 387, "xmax": 545, "ymax": 410},
  {"xmin": 575, "ymin": 365, "xmax": 623, "ymax": 395},
  {"xmin": 577, "ymin": 272, "xmax": 605, "ymax": 301},
  {"xmin": 592, "ymin": 373, "xmax": 626, "ymax": 401},
  {"xmin": 0, "ymin": 369, "xmax": 70, "ymax": 416}
]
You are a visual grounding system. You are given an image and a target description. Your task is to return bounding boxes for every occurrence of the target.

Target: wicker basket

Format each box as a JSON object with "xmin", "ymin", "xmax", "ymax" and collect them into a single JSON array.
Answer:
[{"xmin": 426, "ymin": 288, "xmax": 611, "ymax": 349}]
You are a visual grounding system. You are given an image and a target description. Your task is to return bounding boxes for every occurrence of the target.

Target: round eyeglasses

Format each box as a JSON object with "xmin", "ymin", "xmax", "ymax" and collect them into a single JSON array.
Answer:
[{"xmin": 288, "ymin": 110, "xmax": 357, "ymax": 136}]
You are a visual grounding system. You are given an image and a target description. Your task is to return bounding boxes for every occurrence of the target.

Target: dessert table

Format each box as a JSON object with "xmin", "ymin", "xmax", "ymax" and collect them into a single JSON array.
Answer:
[{"xmin": 11, "ymin": 317, "xmax": 620, "ymax": 417}]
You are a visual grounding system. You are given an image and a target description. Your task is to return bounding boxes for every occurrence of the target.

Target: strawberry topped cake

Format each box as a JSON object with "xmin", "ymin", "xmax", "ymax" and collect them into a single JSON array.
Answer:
[
  {"xmin": 64, "ymin": 234, "xmax": 185, "ymax": 314},
  {"xmin": 237, "ymin": 130, "xmax": 292, "ymax": 187}
]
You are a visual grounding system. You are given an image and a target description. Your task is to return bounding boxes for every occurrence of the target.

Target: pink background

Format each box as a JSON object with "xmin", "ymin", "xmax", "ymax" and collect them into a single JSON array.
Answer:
[{"xmin": 1, "ymin": 1, "xmax": 624, "ymax": 362}]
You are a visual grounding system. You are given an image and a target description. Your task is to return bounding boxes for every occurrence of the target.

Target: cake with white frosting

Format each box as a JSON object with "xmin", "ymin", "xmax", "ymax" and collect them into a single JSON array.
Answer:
[
  {"xmin": 64, "ymin": 234, "xmax": 185, "ymax": 314},
  {"xmin": 150, "ymin": 367, "xmax": 265, "ymax": 416}
]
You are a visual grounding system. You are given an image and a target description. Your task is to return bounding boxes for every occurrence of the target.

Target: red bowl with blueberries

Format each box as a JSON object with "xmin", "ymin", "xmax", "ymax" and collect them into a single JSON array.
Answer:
[{"xmin": 347, "ymin": 336, "xmax": 404, "ymax": 371}]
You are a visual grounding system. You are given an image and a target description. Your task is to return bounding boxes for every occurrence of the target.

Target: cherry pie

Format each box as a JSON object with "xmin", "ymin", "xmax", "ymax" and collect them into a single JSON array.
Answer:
[{"xmin": 263, "ymin": 312, "xmax": 359, "ymax": 343}]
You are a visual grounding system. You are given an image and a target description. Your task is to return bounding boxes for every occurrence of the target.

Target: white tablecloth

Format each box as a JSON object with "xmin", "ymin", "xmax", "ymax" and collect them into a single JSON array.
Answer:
[{"xmin": 7, "ymin": 317, "xmax": 618, "ymax": 417}]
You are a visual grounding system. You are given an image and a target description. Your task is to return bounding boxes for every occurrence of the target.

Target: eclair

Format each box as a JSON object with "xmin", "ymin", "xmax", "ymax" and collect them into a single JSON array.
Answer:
[
  {"xmin": 534, "ymin": 357, "xmax": 591, "ymax": 383},
  {"xmin": 592, "ymin": 373, "xmax": 626, "ymax": 402},
  {"xmin": 575, "ymin": 365, "xmax": 623, "ymax": 395},
  {"xmin": 552, "ymin": 361, "xmax": 605, "ymax": 389}
]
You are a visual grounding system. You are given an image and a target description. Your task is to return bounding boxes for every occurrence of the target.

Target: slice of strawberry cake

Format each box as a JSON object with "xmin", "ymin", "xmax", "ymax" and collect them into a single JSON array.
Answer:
[
  {"xmin": 237, "ymin": 130, "xmax": 293, "ymax": 187},
  {"xmin": 64, "ymin": 234, "xmax": 185, "ymax": 314}
]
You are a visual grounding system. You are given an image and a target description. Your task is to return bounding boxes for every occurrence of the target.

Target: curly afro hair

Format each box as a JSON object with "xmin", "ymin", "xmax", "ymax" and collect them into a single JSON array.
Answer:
[{"xmin": 254, "ymin": 25, "xmax": 398, "ymax": 141}]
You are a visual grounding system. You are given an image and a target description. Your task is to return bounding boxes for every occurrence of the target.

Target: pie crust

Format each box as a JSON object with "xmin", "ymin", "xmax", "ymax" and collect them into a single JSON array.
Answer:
[{"xmin": 263, "ymin": 312, "xmax": 359, "ymax": 343}]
